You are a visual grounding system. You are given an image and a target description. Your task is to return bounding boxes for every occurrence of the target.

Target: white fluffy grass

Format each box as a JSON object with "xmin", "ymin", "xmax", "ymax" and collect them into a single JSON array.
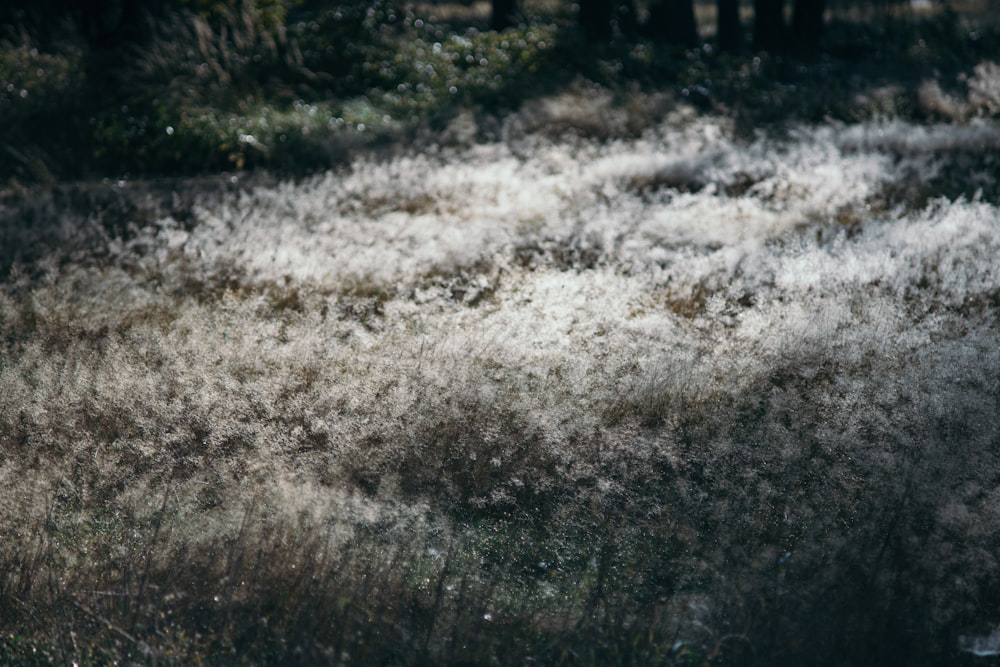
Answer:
[{"xmin": 2, "ymin": 109, "xmax": 999, "ymax": 659}]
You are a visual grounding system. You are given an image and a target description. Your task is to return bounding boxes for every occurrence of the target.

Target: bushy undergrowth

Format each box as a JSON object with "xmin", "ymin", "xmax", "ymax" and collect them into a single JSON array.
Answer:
[
  {"xmin": 2, "ymin": 96, "xmax": 1000, "ymax": 664},
  {"xmin": 3, "ymin": 1, "xmax": 1000, "ymax": 185}
]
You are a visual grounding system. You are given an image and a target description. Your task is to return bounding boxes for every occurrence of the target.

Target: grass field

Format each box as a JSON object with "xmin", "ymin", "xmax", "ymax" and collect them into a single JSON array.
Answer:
[{"xmin": 2, "ymin": 2, "xmax": 1000, "ymax": 665}]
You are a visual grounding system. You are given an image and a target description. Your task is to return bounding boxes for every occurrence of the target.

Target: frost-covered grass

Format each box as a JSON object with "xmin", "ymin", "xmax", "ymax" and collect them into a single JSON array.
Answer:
[{"xmin": 2, "ymin": 102, "xmax": 1000, "ymax": 665}]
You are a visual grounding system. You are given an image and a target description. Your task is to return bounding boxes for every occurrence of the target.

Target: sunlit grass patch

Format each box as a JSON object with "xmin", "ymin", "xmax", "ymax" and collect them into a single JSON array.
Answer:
[{"xmin": 3, "ymin": 35, "xmax": 1000, "ymax": 662}]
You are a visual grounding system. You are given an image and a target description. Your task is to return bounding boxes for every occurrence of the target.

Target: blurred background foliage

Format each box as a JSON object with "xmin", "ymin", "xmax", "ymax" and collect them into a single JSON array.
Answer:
[{"xmin": 0, "ymin": 0, "xmax": 998, "ymax": 187}]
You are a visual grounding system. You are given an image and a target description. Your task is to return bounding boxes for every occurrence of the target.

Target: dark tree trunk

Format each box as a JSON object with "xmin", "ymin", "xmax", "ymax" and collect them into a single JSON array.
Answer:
[
  {"xmin": 791, "ymin": 0, "xmax": 826, "ymax": 56},
  {"xmin": 81, "ymin": 0, "xmax": 152, "ymax": 90},
  {"xmin": 81, "ymin": 0, "xmax": 142, "ymax": 49},
  {"xmin": 648, "ymin": 0, "xmax": 698, "ymax": 47},
  {"xmin": 717, "ymin": 0, "xmax": 742, "ymax": 52},
  {"xmin": 490, "ymin": 0, "xmax": 519, "ymax": 31},
  {"xmin": 578, "ymin": 0, "xmax": 613, "ymax": 41},
  {"xmin": 616, "ymin": 0, "xmax": 641, "ymax": 40},
  {"xmin": 753, "ymin": 0, "xmax": 785, "ymax": 52}
]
